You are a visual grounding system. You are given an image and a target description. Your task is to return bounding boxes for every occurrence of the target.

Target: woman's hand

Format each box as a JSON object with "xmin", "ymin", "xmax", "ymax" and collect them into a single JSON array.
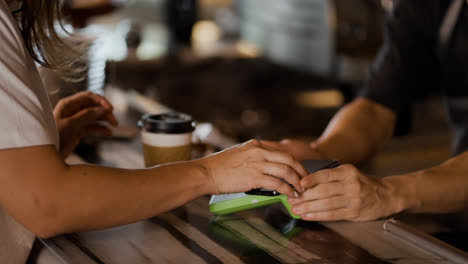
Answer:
[
  {"xmin": 262, "ymin": 139, "xmax": 325, "ymax": 161},
  {"xmin": 196, "ymin": 140, "xmax": 308, "ymax": 197},
  {"xmin": 54, "ymin": 91, "xmax": 118, "ymax": 158},
  {"xmin": 288, "ymin": 164, "xmax": 399, "ymax": 221}
]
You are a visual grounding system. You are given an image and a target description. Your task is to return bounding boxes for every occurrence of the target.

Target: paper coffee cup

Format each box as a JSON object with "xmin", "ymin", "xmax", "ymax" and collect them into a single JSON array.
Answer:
[{"xmin": 139, "ymin": 112, "xmax": 196, "ymax": 167}]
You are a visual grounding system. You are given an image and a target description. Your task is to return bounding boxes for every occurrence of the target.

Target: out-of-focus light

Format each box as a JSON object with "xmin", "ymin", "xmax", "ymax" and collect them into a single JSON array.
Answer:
[
  {"xmin": 235, "ymin": 40, "xmax": 261, "ymax": 58},
  {"xmin": 102, "ymin": 32, "xmax": 128, "ymax": 61},
  {"xmin": 136, "ymin": 24, "xmax": 168, "ymax": 60},
  {"xmin": 192, "ymin": 20, "xmax": 222, "ymax": 56},
  {"xmin": 81, "ymin": 24, "xmax": 128, "ymax": 62},
  {"xmin": 199, "ymin": 0, "xmax": 233, "ymax": 5},
  {"xmin": 241, "ymin": 109, "xmax": 269, "ymax": 127},
  {"xmin": 295, "ymin": 90, "xmax": 344, "ymax": 108},
  {"xmin": 381, "ymin": 0, "xmax": 393, "ymax": 11}
]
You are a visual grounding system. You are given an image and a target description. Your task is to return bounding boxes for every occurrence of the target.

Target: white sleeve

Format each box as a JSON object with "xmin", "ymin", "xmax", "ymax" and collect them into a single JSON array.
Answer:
[{"xmin": 0, "ymin": 0, "xmax": 59, "ymax": 150}]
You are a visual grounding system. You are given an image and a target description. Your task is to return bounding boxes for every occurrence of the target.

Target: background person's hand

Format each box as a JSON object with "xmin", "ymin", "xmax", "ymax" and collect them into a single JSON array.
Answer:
[
  {"xmin": 197, "ymin": 140, "xmax": 308, "ymax": 197},
  {"xmin": 262, "ymin": 139, "xmax": 325, "ymax": 161},
  {"xmin": 288, "ymin": 164, "xmax": 398, "ymax": 221},
  {"xmin": 54, "ymin": 91, "xmax": 118, "ymax": 158}
]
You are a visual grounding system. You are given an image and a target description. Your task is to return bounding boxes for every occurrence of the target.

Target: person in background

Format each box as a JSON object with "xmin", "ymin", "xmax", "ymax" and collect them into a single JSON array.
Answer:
[
  {"xmin": 265, "ymin": 0, "xmax": 468, "ymax": 222},
  {"xmin": 0, "ymin": 0, "xmax": 307, "ymax": 262}
]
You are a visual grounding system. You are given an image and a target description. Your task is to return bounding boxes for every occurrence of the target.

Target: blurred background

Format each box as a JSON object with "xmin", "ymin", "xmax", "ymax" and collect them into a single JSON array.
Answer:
[{"xmin": 51, "ymin": 0, "xmax": 449, "ymax": 162}]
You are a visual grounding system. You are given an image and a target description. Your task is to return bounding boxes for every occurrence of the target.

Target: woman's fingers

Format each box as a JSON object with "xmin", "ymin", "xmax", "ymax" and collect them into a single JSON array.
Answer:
[
  {"xmin": 72, "ymin": 105, "xmax": 118, "ymax": 129},
  {"xmin": 107, "ymin": 113, "xmax": 119, "ymax": 127},
  {"xmin": 252, "ymin": 161, "xmax": 302, "ymax": 193},
  {"xmin": 244, "ymin": 140, "xmax": 307, "ymax": 192},
  {"xmin": 87, "ymin": 93, "xmax": 118, "ymax": 126},
  {"xmin": 99, "ymin": 111, "xmax": 119, "ymax": 127},
  {"xmin": 259, "ymin": 147, "xmax": 308, "ymax": 178},
  {"xmin": 243, "ymin": 140, "xmax": 308, "ymax": 179},
  {"xmin": 260, "ymin": 140, "xmax": 283, "ymax": 150},
  {"xmin": 82, "ymin": 124, "xmax": 112, "ymax": 138},
  {"xmin": 291, "ymin": 195, "xmax": 347, "ymax": 215},
  {"xmin": 55, "ymin": 92, "xmax": 118, "ymax": 126},
  {"xmin": 56, "ymin": 91, "xmax": 96, "ymax": 117},
  {"xmin": 73, "ymin": 106, "xmax": 107, "ymax": 127},
  {"xmin": 257, "ymin": 175, "xmax": 295, "ymax": 197},
  {"xmin": 89, "ymin": 93, "xmax": 113, "ymax": 111}
]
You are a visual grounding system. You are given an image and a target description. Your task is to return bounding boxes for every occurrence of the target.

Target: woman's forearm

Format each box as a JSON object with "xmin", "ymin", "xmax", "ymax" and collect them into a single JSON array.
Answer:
[
  {"xmin": 0, "ymin": 145, "xmax": 212, "ymax": 238},
  {"xmin": 384, "ymin": 152, "xmax": 468, "ymax": 214},
  {"xmin": 313, "ymin": 98, "xmax": 397, "ymax": 165},
  {"xmin": 52, "ymin": 162, "xmax": 211, "ymax": 236}
]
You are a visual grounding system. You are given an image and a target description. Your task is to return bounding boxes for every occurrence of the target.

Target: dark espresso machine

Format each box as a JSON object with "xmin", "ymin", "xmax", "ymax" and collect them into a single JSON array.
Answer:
[{"xmin": 167, "ymin": 0, "xmax": 198, "ymax": 51}]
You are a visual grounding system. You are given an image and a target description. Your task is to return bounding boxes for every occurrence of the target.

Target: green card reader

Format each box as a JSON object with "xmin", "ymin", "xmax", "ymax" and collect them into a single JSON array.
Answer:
[{"xmin": 209, "ymin": 160, "xmax": 340, "ymax": 219}]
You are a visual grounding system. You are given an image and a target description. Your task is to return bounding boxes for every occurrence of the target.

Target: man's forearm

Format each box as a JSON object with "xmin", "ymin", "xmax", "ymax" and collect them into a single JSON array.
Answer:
[
  {"xmin": 384, "ymin": 152, "xmax": 468, "ymax": 214},
  {"xmin": 313, "ymin": 98, "xmax": 397, "ymax": 165}
]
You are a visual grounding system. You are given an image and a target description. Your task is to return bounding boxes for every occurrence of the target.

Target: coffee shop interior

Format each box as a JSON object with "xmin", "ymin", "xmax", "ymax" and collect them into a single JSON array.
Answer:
[{"xmin": 29, "ymin": 0, "xmax": 468, "ymax": 263}]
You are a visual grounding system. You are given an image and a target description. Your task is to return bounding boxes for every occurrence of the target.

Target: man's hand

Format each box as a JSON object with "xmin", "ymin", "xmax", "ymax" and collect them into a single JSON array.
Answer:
[
  {"xmin": 288, "ymin": 164, "xmax": 400, "ymax": 221},
  {"xmin": 54, "ymin": 91, "xmax": 118, "ymax": 158},
  {"xmin": 262, "ymin": 139, "xmax": 325, "ymax": 161}
]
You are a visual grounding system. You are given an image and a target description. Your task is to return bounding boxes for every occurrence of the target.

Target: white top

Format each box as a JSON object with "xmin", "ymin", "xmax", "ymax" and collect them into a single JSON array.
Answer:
[
  {"xmin": 0, "ymin": 0, "xmax": 59, "ymax": 150},
  {"xmin": 0, "ymin": 0, "xmax": 60, "ymax": 262}
]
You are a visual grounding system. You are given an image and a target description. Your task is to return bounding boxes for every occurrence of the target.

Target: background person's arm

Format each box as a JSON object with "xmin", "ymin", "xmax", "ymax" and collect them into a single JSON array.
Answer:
[
  {"xmin": 0, "ymin": 140, "xmax": 307, "ymax": 238},
  {"xmin": 308, "ymin": 98, "xmax": 396, "ymax": 165},
  {"xmin": 263, "ymin": 98, "xmax": 397, "ymax": 165}
]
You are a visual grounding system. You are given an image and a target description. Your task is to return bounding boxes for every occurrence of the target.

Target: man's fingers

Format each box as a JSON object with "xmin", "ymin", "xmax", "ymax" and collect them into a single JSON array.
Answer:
[
  {"xmin": 300, "ymin": 208, "xmax": 355, "ymax": 222},
  {"xmin": 292, "ymin": 195, "xmax": 347, "ymax": 216},
  {"xmin": 253, "ymin": 161, "xmax": 302, "ymax": 193},
  {"xmin": 300, "ymin": 170, "xmax": 337, "ymax": 189},
  {"xmin": 289, "ymin": 182, "xmax": 344, "ymax": 205},
  {"xmin": 300, "ymin": 165, "xmax": 352, "ymax": 189}
]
